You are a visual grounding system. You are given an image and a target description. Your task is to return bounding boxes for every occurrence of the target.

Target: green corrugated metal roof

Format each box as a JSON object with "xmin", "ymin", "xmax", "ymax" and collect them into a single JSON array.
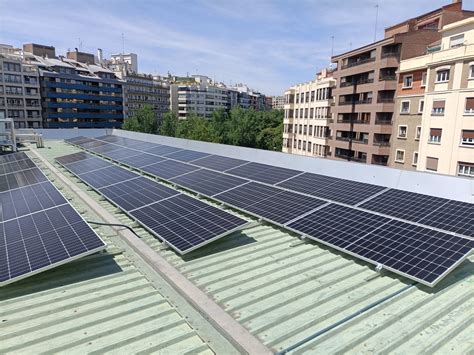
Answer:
[{"xmin": 1, "ymin": 140, "xmax": 472, "ymax": 354}]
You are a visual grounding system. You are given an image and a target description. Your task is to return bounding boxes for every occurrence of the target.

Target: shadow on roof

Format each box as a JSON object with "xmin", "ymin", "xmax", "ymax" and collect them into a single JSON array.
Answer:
[{"xmin": 0, "ymin": 252, "xmax": 123, "ymax": 302}]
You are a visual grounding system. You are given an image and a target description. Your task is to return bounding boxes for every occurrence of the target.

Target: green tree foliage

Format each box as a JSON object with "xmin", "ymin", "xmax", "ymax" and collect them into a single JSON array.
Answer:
[
  {"xmin": 159, "ymin": 111, "xmax": 179, "ymax": 137},
  {"xmin": 127, "ymin": 106, "xmax": 284, "ymax": 151},
  {"xmin": 122, "ymin": 104, "xmax": 158, "ymax": 134}
]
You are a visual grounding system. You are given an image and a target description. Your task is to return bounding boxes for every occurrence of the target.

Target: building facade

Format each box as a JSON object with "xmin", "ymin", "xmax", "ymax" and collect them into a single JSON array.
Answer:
[
  {"xmin": 0, "ymin": 45, "xmax": 42, "ymax": 128},
  {"xmin": 330, "ymin": 1, "xmax": 472, "ymax": 166},
  {"xmin": 116, "ymin": 72, "xmax": 170, "ymax": 122},
  {"xmin": 271, "ymin": 96, "xmax": 285, "ymax": 110},
  {"xmin": 415, "ymin": 18, "xmax": 474, "ymax": 177},
  {"xmin": 25, "ymin": 49, "xmax": 124, "ymax": 128},
  {"xmin": 282, "ymin": 68, "xmax": 336, "ymax": 157}
]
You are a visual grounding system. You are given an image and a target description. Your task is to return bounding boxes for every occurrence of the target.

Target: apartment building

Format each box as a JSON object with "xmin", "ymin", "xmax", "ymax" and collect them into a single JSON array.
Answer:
[
  {"xmin": 271, "ymin": 96, "xmax": 285, "ymax": 110},
  {"xmin": 413, "ymin": 18, "xmax": 474, "ymax": 177},
  {"xmin": 116, "ymin": 72, "xmax": 170, "ymax": 122},
  {"xmin": 171, "ymin": 75, "xmax": 228, "ymax": 119},
  {"xmin": 0, "ymin": 44, "xmax": 42, "ymax": 128},
  {"xmin": 24, "ymin": 46, "xmax": 124, "ymax": 128},
  {"xmin": 330, "ymin": 1, "xmax": 473, "ymax": 166},
  {"xmin": 282, "ymin": 68, "xmax": 336, "ymax": 157},
  {"xmin": 389, "ymin": 55, "xmax": 429, "ymax": 170}
]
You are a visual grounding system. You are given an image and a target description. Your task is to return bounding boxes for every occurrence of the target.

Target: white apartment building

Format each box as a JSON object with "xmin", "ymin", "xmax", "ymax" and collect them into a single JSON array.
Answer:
[
  {"xmin": 171, "ymin": 75, "xmax": 228, "ymax": 119},
  {"xmin": 272, "ymin": 96, "xmax": 285, "ymax": 110},
  {"xmin": 0, "ymin": 44, "xmax": 42, "ymax": 128},
  {"xmin": 108, "ymin": 53, "xmax": 138, "ymax": 73},
  {"xmin": 282, "ymin": 68, "xmax": 336, "ymax": 157},
  {"xmin": 415, "ymin": 18, "xmax": 474, "ymax": 177}
]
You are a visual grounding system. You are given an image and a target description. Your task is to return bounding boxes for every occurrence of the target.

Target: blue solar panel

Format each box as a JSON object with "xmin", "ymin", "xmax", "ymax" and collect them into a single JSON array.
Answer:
[
  {"xmin": 77, "ymin": 166, "xmax": 140, "ymax": 189},
  {"xmin": 64, "ymin": 157, "xmax": 112, "ymax": 175},
  {"xmin": 140, "ymin": 160, "xmax": 200, "ymax": 179},
  {"xmin": 226, "ymin": 162, "xmax": 302, "ymax": 185},
  {"xmin": 114, "ymin": 153, "xmax": 167, "ymax": 168},
  {"xmin": 79, "ymin": 140, "xmax": 110, "ymax": 149},
  {"xmin": 170, "ymin": 169, "xmax": 249, "ymax": 196},
  {"xmin": 191, "ymin": 155, "xmax": 249, "ymax": 172},
  {"xmin": 101, "ymin": 148, "xmax": 142, "ymax": 161},
  {"xmin": 0, "ymin": 182, "xmax": 67, "ymax": 222},
  {"xmin": 99, "ymin": 177, "xmax": 180, "ymax": 211},
  {"xmin": 0, "ymin": 204, "xmax": 106, "ymax": 286},
  {"xmin": 129, "ymin": 194, "xmax": 247, "ymax": 254},
  {"xmin": 0, "ymin": 152, "xmax": 30, "ymax": 164},
  {"xmin": 164, "ymin": 149, "xmax": 210, "ymax": 162},
  {"xmin": 88, "ymin": 143, "xmax": 125, "ymax": 154},
  {"xmin": 0, "ymin": 158, "xmax": 37, "ymax": 175},
  {"xmin": 55, "ymin": 152, "xmax": 92, "ymax": 165},
  {"xmin": 144, "ymin": 145, "xmax": 183, "ymax": 156},
  {"xmin": 0, "ymin": 168, "xmax": 48, "ymax": 192},
  {"xmin": 65, "ymin": 136, "xmax": 93, "ymax": 145}
]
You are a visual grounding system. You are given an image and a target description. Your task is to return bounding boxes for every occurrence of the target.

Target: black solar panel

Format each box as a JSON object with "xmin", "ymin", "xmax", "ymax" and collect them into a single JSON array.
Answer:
[
  {"xmin": 0, "ymin": 152, "xmax": 29, "ymax": 164},
  {"xmin": 88, "ymin": 143, "xmax": 125, "ymax": 154},
  {"xmin": 77, "ymin": 166, "xmax": 139, "ymax": 189},
  {"xmin": 164, "ymin": 149, "xmax": 210, "ymax": 162},
  {"xmin": 70, "ymin": 138, "xmax": 96, "ymax": 146},
  {"xmin": 170, "ymin": 169, "xmax": 249, "ymax": 196},
  {"xmin": 79, "ymin": 140, "xmax": 109, "ymax": 149},
  {"xmin": 0, "ymin": 158, "xmax": 37, "ymax": 175},
  {"xmin": 140, "ymin": 160, "xmax": 200, "ymax": 179},
  {"xmin": 0, "ymin": 168, "xmax": 48, "ymax": 192},
  {"xmin": 101, "ymin": 148, "xmax": 142, "ymax": 161},
  {"xmin": 346, "ymin": 220, "xmax": 473, "ymax": 286},
  {"xmin": 418, "ymin": 200, "xmax": 473, "ymax": 237},
  {"xmin": 64, "ymin": 157, "xmax": 112, "ymax": 175},
  {"xmin": 287, "ymin": 204, "xmax": 474, "ymax": 286},
  {"xmin": 277, "ymin": 172, "xmax": 385, "ymax": 205},
  {"xmin": 226, "ymin": 162, "xmax": 302, "ymax": 185},
  {"xmin": 191, "ymin": 155, "xmax": 249, "ymax": 172},
  {"xmin": 114, "ymin": 153, "xmax": 167, "ymax": 168},
  {"xmin": 144, "ymin": 145, "xmax": 183, "ymax": 156},
  {"xmin": 65, "ymin": 136, "xmax": 93, "ymax": 145},
  {"xmin": 94, "ymin": 135, "xmax": 123, "ymax": 143},
  {"xmin": 213, "ymin": 182, "xmax": 279, "ymax": 209},
  {"xmin": 99, "ymin": 177, "xmax": 180, "ymax": 211},
  {"xmin": 129, "ymin": 194, "xmax": 247, "ymax": 254},
  {"xmin": 0, "ymin": 204, "xmax": 106, "ymax": 286},
  {"xmin": 0, "ymin": 182, "xmax": 67, "ymax": 222},
  {"xmin": 55, "ymin": 152, "xmax": 92, "ymax": 165}
]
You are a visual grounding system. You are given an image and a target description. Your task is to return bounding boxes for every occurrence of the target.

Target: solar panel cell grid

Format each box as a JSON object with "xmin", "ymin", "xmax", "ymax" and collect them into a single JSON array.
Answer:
[
  {"xmin": 140, "ymin": 160, "xmax": 200, "ymax": 179},
  {"xmin": 77, "ymin": 166, "xmax": 140, "ymax": 189},
  {"xmin": 144, "ymin": 145, "xmax": 183, "ymax": 156},
  {"xmin": 276, "ymin": 172, "xmax": 338, "ymax": 195},
  {"xmin": 101, "ymin": 148, "xmax": 143, "ymax": 161},
  {"xmin": 114, "ymin": 153, "xmax": 166, "ymax": 168},
  {"xmin": 0, "ymin": 168, "xmax": 48, "ymax": 192},
  {"xmin": 55, "ymin": 152, "xmax": 92, "ymax": 165},
  {"xmin": 226, "ymin": 162, "xmax": 302, "ymax": 185},
  {"xmin": 191, "ymin": 155, "xmax": 249, "ymax": 172},
  {"xmin": 0, "ymin": 159, "xmax": 37, "ymax": 175},
  {"xmin": 65, "ymin": 157, "xmax": 113, "ymax": 175},
  {"xmin": 88, "ymin": 143, "xmax": 125, "ymax": 154},
  {"xmin": 0, "ymin": 152, "xmax": 29, "ymax": 164},
  {"xmin": 164, "ymin": 149, "xmax": 210, "ymax": 162},
  {"xmin": 213, "ymin": 182, "xmax": 281, "ymax": 209}
]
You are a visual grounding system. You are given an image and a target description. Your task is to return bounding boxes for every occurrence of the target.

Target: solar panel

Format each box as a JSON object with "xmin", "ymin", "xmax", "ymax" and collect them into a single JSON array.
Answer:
[
  {"xmin": 287, "ymin": 204, "xmax": 474, "ymax": 286},
  {"xmin": 0, "ymin": 204, "xmax": 106, "ymax": 286},
  {"xmin": 140, "ymin": 160, "xmax": 200, "ymax": 179},
  {"xmin": 70, "ymin": 138, "xmax": 96, "ymax": 147},
  {"xmin": 55, "ymin": 151, "xmax": 92, "ymax": 165},
  {"xmin": 164, "ymin": 149, "xmax": 210, "ymax": 162},
  {"xmin": 101, "ymin": 148, "xmax": 142, "ymax": 161},
  {"xmin": 99, "ymin": 177, "xmax": 180, "ymax": 211},
  {"xmin": 213, "ymin": 182, "xmax": 278, "ymax": 209},
  {"xmin": 0, "ymin": 181, "xmax": 67, "ymax": 222},
  {"xmin": 0, "ymin": 152, "xmax": 29, "ymax": 164},
  {"xmin": 191, "ymin": 155, "xmax": 249, "ymax": 172},
  {"xmin": 114, "ymin": 153, "xmax": 167, "ymax": 168},
  {"xmin": 65, "ymin": 136, "xmax": 93, "ymax": 145},
  {"xmin": 88, "ymin": 143, "xmax": 125, "ymax": 154},
  {"xmin": 170, "ymin": 169, "xmax": 249, "ymax": 196},
  {"xmin": 225, "ymin": 162, "xmax": 302, "ymax": 185},
  {"xmin": 77, "ymin": 166, "xmax": 140, "ymax": 189},
  {"xmin": 0, "ymin": 158, "xmax": 37, "ymax": 175},
  {"xmin": 129, "ymin": 194, "xmax": 248, "ymax": 254},
  {"xmin": 64, "ymin": 157, "xmax": 113, "ymax": 175},
  {"xmin": 0, "ymin": 168, "xmax": 48, "ymax": 192},
  {"xmin": 94, "ymin": 135, "xmax": 123, "ymax": 143},
  {"xmin": 144, "ymin": 145, "xmax": 183, "ymax": 156},
  {"xmin": 277, "ymin": 172, "xmax": 386, "ymax": 205},
  {"xmin": 79, "ymin": 140, "xmax": 110, "ymax": 149},
  {"xmin": 418, "ymin": 200, "xmax": 473, "ymax": 237}
]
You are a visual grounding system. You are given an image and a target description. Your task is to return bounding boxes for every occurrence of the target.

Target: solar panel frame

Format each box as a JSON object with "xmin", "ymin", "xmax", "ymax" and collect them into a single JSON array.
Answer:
[
  {"xmin": 0, "ymin": 152, "xmax": 30, "ymax": 164},
  {"xmin": 225, "ymin": 162, "xmax": 303, "ymax": 185},
  {"xmin": 64, "ymin": 157, "xmax": 113, "ymax": 176},
  {"xmin": 0, "ymin": 158, "xmax": 37, "ymax": 175},
  {"xmin": 163, "ymin": 149, "xmax": 210, "ymax": 162},
  {"xmin": 76, "ymin": 165, "xmax": 141, "ymax": 189},
  {"xmin": 140, "ymin": 160, "xmax": 201, "ymax": 180},
  {"xmin": 143, "ymin": 145, "xmax": 183, "ymax": 156},
  {"xmin": 191, "ymin": 155, "xmax": 250, "ymax": 172},
  {"xmin": 55, "ymin": 152, "xmax": 93, "ymax": 166},
  {"xmin": 0, "ymin": 168, "xmax": 48, "ymax": 192},
  {"xmin": 113, "ymin": 153, "xmax": 167, "ymax": 168}
]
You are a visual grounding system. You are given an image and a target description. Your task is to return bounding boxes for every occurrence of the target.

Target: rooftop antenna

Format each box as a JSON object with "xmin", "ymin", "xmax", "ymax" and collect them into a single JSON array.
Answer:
[
  {"xmin": 373, "ymin": 4, "xmax": 379, "ymax": 42},
  {"xmin": 78, "ymin": 38, "xmax": 83, "ymax": 51},
  {"xmin": 330, "ymin": 36, "xmax": 335, "ymax": 58},
  {"xmin": 121, "ymin": 32, "xmax": 125, "ymax": 56}
]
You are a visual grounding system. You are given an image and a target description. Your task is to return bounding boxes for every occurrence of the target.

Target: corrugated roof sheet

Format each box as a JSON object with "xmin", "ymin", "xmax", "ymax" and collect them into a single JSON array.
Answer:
[{"xmin": 1, "ymin": 139, "xmax": 472, "ymax": 354}]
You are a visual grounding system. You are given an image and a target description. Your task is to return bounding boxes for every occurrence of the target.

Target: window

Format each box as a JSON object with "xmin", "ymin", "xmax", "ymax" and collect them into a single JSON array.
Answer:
[
  {"xmin": 421, "ymin": 72, "xmax": 427, "ymax": 87},
  {"xmin": 429, "ymin": 128, "xmax": 442, "ymax": 143},
  {"xmin": 311, "ymin": 91, "xmax": 315, "ymax": 102},
  {"xmin": 395, "ymin": 149, "xmax": 405, "ymax": 163},
  {"xmin": 304, "ymin": 108, "xmax": 308, "ymax": 118},
  {"xmin": 458, "ymin": 162, "xmax": 474, "ymax": 177},
  {"xmin": 415, "ymin": 126, "xmax": 421, "ymax": 140},
  {"xmin": 436, "ymin": 69, "xmax": 449, "ymax": 83},
  {"xmin": 295, "ymin": 94, "xmax": 299, "ymax": 104},
  {"xmin": 306, "ymin": 92, "xmax": 309, "ymax": 103},
  {"xmin": 295, "ymin": 109, "xmax": 299, "ymax": 119},
  {"xmin": 418, "ymin": 100, "xmax": 424, "ymax": 114},
  {"xmin": 426, "ymin": 157, "xmax": 439, "ymax": 171},
  {"xmin": 303, "ymin": 125, "xmax": 307, "ymax": 134},
  {"xmin": 464, "ymin": 98, "xmax": 474, "ymax": 114},
  {"xmin": 300, "ymin": 108, "xmax": 303, "ymax": 118},
  {"xmin": 400, "ymin": 101, "xmax": 410, "ymax": 114},
  {"xmin": 310, "ymin": 108, "xmax": 314, "ymax": 118},
  {"xmin": 298, "ymin": 140, "xmax": 301, "ymax": 149},
  {"xmin": 398, "ymin": 125, "xmax": 407, "ymax": 138},
  {"xmin": 308, "ymin": 141, "xmax": 312, "ymax": 152},
  {"xmin": 450, "ymin": 34, "xmax": 464, "ymax": 48},
  {"xmin": 461, "ymin": 130, "xmax": 474, "ymax": 146},
  {"xmin": 303, "ymin": 141, "xmax": 306, "ymax": 151},
  {"xmin": 469, "ymin": 65, "xmax": 474, "ymax": 79},
  {"xmin": 412, "ymin": 152, "xmax": 419, "ymax": 166},
  {"xmin": 403, "ymin": 75, "xmax": 413, "ymax": 88},
  {"xmin": 298, "ymin": 124, "xmax": 302, "ymax": 134},
  {"xmin": 432, "ymin": 100, "xmax": 445, "ymax": 115},
  {"xmin": 309, "ymin": 125, "xmax": 313, "ymax": 135}
]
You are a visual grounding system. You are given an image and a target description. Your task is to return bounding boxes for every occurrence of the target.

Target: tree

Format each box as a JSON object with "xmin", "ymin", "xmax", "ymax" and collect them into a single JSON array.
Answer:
[
  {"xmin": 159, "ymin": 111, "xmax": 179, "ymax": 137},
  {"xmin": 256, "ymin": 123, "xmax": 283, "ymax": 151},
  {"xmin": 122, "ymin": 104, "xmax": 158, "ymax": 134},
  {"xmin": 176, "ymin": 114, "xmax": 214, "ymax": 142}
]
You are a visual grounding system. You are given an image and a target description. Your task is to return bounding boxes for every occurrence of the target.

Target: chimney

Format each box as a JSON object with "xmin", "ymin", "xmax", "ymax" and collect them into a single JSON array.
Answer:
[{"xmin": 97, "ymin": 48, "xmax": 103, "ymax": 64}]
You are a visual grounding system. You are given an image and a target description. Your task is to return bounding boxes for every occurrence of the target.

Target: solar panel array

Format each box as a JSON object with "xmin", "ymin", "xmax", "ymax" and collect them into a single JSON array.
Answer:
[
  {"xmin": 56, "ymin": 151, "xmax": 249, "ymax": 254},
  {"xmin": 64, "ymin": 135, "xmax": 474, "ymax": 287},
  {"xmin": 0, "ymin": 152, "xmax": 106, "ymax": 287}
]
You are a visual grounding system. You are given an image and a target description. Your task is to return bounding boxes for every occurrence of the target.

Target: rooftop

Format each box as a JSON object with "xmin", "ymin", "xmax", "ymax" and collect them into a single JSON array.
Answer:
[{"xmin": 1, "ymin": 130, "xmax": 473, "ymax": 354}]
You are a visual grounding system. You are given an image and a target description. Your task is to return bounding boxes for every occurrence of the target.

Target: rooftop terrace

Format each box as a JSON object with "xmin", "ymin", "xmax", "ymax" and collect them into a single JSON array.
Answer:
[{"xmin": 0, "ymin": 132, "xmax": 473, "ymax": 354}]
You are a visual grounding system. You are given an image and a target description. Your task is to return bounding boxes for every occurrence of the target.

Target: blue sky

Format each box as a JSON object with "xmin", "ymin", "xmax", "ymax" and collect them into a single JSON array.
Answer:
[{"xmin": 1, "ymin": 0, "xmax": 473, "ymax": 95}]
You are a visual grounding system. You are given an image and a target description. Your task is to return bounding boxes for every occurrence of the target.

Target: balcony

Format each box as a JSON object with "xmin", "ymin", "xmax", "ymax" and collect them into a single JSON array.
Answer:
[
  {"xmin": 341, "ymin": 57, "xmax": 376, "ymax": 69},
  {"xmin": 379, "ymin": 75, "xmax": 396, "ymax": 81},
  {"xmin": 337, "ymin": 119, "xmax": 370, "ymax": 124},
  {"xmin": 372, "ymin": 155, "xmax": 389, "ymax": 166},
  {"xmin": 340, "ymin": 78, "xmax": 374, "ymax": 87},
  {"xmin": 377, "ymin": 97, "xmax": 394, "ymax": 103},
  {"xmin": 373, "ymin": 141, "xmax": 390, "ymax": 147},
  {"xmin": 336, "ymin": 136, "xmax": 369, "ymax": 144},
  {"xmin": 381, "ymin": 52, "xmax": 400, "ymax": 59},
  {"xmin": 339, "ymin": 98, "xmax": 372, "ymax": 106}
]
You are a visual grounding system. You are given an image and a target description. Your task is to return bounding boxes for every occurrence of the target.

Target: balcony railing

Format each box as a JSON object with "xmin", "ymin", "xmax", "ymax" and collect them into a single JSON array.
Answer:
[
  {"xmin": 335, "ymin": 152, "xmax": 367, "ymax": 163},
  {"xmin": 375, "ymin": 119, "xmax": 393, "ymax": 125},
  {"xmin": 381, "ymin": 52, "xmax": 400, "ymax": 59},
  {"xmin": 336, "ymin": 137, "xmax": 369, "ymax": 144},
  {"xmin": 340, "ymin": 78, "xmax": 374, "ymax": 87},
  {"xmin": 341, "ymin": 57, "xmax": 376, "ymax": 69},
  {"xmin": 378, "ymin": 98, "xmax": 395, "ymax": 103},
  {"xmin": 339, "ymin": 98, "xmax": 373, "ymax": 105},
  {"xmin": 379, "ymin": 75, "xmax": 396, "ymax": 81},
  {"xmin": 337, "ymin": 119, "xmax": 370, "ymax": 124},
  {"xmin": 373, "ymin": 141, "xmax": 391, "ymax": 147}
]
